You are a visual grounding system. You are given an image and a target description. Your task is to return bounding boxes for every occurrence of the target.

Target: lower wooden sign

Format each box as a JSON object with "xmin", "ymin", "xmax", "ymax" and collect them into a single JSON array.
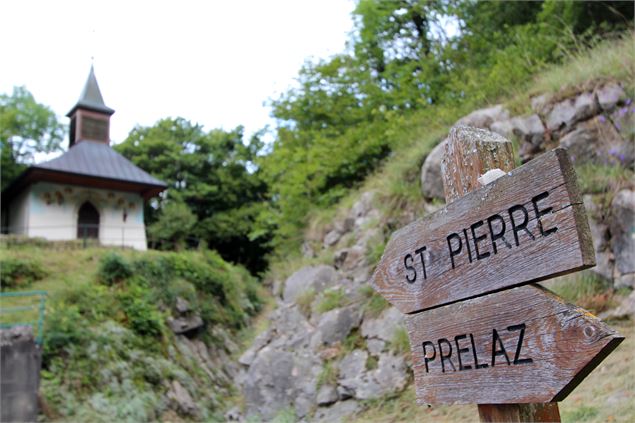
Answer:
[{"xmin": 406, "ymin": 284, "xmax": 623, "ymax": 405}]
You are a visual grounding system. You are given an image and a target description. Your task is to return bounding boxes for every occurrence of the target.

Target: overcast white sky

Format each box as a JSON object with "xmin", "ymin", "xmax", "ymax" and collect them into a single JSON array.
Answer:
[{"xmin": 1, "ymin": 0, "xmax": 355, "ymax": 149}]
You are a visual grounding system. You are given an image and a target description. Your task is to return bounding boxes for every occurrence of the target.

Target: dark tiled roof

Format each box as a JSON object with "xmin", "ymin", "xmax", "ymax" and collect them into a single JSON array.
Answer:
[
  {"xmin": 67, "ymin": 65, "xmax": 114, "ymax": 116},
  {"xmin": 34, "ymin": 141, "xmax": 167, "ymax": 187}
]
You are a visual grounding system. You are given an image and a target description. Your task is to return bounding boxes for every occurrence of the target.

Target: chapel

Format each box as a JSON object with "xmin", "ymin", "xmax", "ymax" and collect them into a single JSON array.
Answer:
[{"xmin": 1, "ymin": 67, "xmax": 167, "ymax": 250}]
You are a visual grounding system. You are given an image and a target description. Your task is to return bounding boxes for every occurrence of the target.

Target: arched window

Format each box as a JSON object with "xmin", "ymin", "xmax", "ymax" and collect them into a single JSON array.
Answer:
[{"xmin": 77, "ymin": 201, "xmax": 99, "ymax": 239}]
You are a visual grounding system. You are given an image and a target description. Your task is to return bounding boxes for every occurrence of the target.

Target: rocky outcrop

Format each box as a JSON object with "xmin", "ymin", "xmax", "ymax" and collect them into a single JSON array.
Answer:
[
  {"xmin": 420, "ymin": 139, "xmax": 446, "ymax": 200},
  {"xmin": 239, "ymin": 81, "xmax": 635, "ymax": 421},
  {"xmin": 611, "ymin": 190, "xmax": 635, "ymax": 288},
  {"xmin": 283, "ymin": 265, "xmax": 339, "ymax": 303}
]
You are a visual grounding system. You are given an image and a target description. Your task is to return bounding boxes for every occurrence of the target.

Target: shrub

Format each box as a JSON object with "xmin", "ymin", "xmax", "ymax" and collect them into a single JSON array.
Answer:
[
  {"xmin": 98, "ymin": 253, "xmax": 132, "ymax": 285},
  {"xmin": 118, "ymin": 285, "xmax": 164, "ymax": 338},
  {"xmin": 0, "ymin": 257, "xmax": 46, "ymax": 289}
]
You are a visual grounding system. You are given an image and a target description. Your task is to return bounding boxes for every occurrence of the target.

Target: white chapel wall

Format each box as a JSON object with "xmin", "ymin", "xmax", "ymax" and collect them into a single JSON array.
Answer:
[{"xmin": 27, "ymin": 182, "xmax": 148, "ymax": 250}]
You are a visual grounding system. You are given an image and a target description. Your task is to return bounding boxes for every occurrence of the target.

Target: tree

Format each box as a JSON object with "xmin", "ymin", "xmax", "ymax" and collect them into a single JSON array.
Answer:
[
  {"xmin": 116, "ymin": 118, "xmax": 272, "ymax": 274},
  {"xmin": 1, "ymin": 86, "xmax": 65, "ymax": 189},
  {"xmin": 147, "ymin": 201, "xmax": 197, "ymax": 250}
]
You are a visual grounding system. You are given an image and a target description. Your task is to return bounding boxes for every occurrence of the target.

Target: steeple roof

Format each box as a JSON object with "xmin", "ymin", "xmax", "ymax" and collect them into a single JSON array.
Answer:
[{"xmin": 66, "ymin": 65, "xmax": 115, "ymax": 116}]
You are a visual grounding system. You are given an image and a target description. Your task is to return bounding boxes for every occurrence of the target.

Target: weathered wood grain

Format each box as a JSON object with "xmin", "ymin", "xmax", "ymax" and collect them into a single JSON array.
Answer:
[
  {"xmin": 370, "ymin": 147, "xmax": 594, "ymax": 314},
  {"xmin": 406, "ymin": 284, "xmax": 624, "ymax": 405},
  {"xmin": 478, "ymin": 403, "xmax": 561, "ymax": 422}
]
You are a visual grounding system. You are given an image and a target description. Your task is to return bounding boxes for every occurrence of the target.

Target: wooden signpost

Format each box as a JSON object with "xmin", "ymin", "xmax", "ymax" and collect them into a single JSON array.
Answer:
[{"xmin": 370, "ymin": 126, "xmax": 624, "ymax": 422}]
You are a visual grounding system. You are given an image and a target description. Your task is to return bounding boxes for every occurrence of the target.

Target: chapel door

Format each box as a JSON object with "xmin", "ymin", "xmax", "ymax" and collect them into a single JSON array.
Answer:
[{"xmin": 77, "ymin": 201, "xmax": 99, "ymax": 239}]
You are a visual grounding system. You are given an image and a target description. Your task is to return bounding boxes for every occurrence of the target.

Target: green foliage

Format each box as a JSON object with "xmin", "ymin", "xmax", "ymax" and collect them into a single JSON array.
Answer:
[
  {"xmin": 316, "ymin": 288, "xmax": 349, "ymax": 313},
  {"xmin": 359, "ymin": 285, "xmax": 390, "ymax": 318},
  {"xmin": 147, "ymin": 201, "xmax": 197, "ymax": 250},
  {"xmin": 118, "ymin": 285, "xmax": 164, "ymax": 338},
  {"xmin": 97, "ymin": 253, "xmax": 132, "ymax": 285},
  {"xmin": 0, "ymin": 86, "xmax": 65, "ymax": 189},
  {"xmin": 316, "ymin": 361, "xmax": 339, "ymax": 390},
  {"xmin": 0, "ymin": 257, "xmax": 46, "ymax": 289},
  {"xmin": 563, "ymin": 405, "xmax": 600, "ymax": 422},
  {"xmin": 116, "ymin": 119, "xmax": 272, "ymax": 274},
  {"xmin": 548, "ymin": 270, "xmax": 614, "ymax": 314},
  {"xmin": 575, "ymin": 162, "xmax": 634, "ymax": 195},
  {"xmin": 390, "ymin": 327, "xmax": 410, "ymax": 356}
]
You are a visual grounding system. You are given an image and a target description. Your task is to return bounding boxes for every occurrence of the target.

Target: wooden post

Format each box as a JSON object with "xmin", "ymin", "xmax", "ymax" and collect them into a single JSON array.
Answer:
[{"xmin": 440, "ymin": 126, "xmax": 561, "ymax": 422}]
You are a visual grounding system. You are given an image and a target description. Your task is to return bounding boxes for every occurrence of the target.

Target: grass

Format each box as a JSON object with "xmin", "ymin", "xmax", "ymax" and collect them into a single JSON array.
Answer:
[
  {"xmin": 575, "ymin": 162, "xmax": 634, "ymax": 195},
  {"xmin": 296, "ymin": 288, "xmax": 317, "ymax": 317},
  {"xmin": 317, "ymin": 361, "xmax": 339, "ymax": 390},
  {"xmin": 531, "ymin": 32, "xmax": 635, "ymax": 98},
  {"xmin": 359, "ymin": 285, "xmax": 390, "ymax": 318},
  {"xmin": 544, "ymin": 270, "xmax": 617, "ymax": 315},
  {"xmin": 390, "ymin": 327, "xmax": 410, "ymax": 356},
  {"xmin": 316, "ymin": 288, "xmax": 349, "ymax": 313}
]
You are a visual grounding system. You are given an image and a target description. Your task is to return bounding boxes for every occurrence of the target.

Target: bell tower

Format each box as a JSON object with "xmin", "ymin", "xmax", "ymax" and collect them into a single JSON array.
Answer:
[{"xmin": 67, "ymin": 66, "xmax": 115, "ymax": 147}]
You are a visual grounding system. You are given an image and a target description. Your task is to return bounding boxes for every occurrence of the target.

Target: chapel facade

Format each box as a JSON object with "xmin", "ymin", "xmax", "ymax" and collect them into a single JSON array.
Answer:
[{"xmin": 1, "ymin": 67, "xmax": 167, "ymax": 250}]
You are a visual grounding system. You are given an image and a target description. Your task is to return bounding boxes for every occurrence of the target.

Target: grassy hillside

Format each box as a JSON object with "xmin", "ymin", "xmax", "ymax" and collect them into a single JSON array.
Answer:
[{"xmin": 0, "ymin": 237, "xmax": 268, "ymax": 421}]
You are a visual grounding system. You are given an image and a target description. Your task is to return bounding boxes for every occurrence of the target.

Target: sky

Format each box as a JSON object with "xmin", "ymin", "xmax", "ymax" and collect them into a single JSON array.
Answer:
[{"xmin": 1, "ymin": 0, "xmax": 356, "ymax": 149}]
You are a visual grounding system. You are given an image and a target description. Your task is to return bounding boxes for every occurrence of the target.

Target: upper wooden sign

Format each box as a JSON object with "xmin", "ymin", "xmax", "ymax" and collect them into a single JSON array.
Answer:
[
  {"xmin": 370, "ymin": 148, "xmax": 595, "ymax": 314},
  {"xmin": 406, "ymin": 284, "xmax": 624, "ymax": 404}
]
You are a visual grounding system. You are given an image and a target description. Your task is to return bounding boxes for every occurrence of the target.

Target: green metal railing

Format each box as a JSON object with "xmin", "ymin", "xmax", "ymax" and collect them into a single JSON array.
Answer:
[{"xmin": 0, "ymin": 290, "xmax": 47, "ymax": 344}]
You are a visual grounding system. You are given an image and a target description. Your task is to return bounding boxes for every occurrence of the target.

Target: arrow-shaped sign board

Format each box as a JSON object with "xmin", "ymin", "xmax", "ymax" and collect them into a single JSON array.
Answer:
[
  {"xmin": 406, "ymin": 284, "xmax": 624, "ymax": 405},
  {"xmin": 371, "ymin": 148, "xmax": 595, "ymax": 314}
]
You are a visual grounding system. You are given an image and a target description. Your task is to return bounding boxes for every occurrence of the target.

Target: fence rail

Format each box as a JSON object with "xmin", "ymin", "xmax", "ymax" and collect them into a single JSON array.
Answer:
[{"xmin": 0, "ymin": 290, "xmax": 47, "ymax": 344}]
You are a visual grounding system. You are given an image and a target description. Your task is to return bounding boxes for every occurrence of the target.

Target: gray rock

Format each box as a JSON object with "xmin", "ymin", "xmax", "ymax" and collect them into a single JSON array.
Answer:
[
  {"xmin": 333, "ymin": 249, "xmax": 348, "ymax": 269},
  {"xmin": 583, "ymin": 195, "xmax": 613, "ymax": 282},
  {"xmin": 420, "ymin": 139, "xmax": 446, "ymax": 200},
  {"xmin": 559, "ymin": 116, "xmax": 632, "ymax": 167},
  {"xmin": 167, "ymin": 380, "xmax": 199, "ymax": 417},
  {"xmin": 339, "ymin": 349, "xmax": 368, "ymax": 380},
  {"xmin": 610, "ymin": 190, "xmax": 635, "ymax": 275},
  {"xmin": 531, "ymin": 93, "xmax": 552, "ymax": 115},
  {"xmin": 600, "ymin": 290, "xmax": 635, "ymax": 320},
  {"xmin": 243, "ymin": 347, "xmax": 295, "ymax": 420},
  {"xmin": 175, "ymin": 296, "xmax": 190, "ymax": 314},
  {"xmin": 335, "ymin": 217, "xmax": 356, "ymax": 234},
  {"xmin": 269, "ymin": 305, "xmax": 315, "ymax": 351},
  {"xmin": 283, "ymin": 265, "xmax": 339, "ymax": 303},
  {"xmin": 546, "ymin": 92, "xmax": 599, "ymax": 134},
  {"xmin": 340, "ymin": 246, "xmax": 366, "ymax": 272},
  {"xmin": 317, "ymin": 384, "xmax": 339, "ymax": 405},
  {"xmin": 242, "ymin": 344, "xmax": 322, "ymax": 419},
  {"xmin": 490, "ymin": 119, "xmax": 515, "ymax": 139},
  {"xmin": 224, "ymin": 406, "xmax": 241, "ymax": 421},
  {"xmin": 302, "ymin": 241, "xmax": 315, "ymax": 258},
  {"xmin": 611, "ymin": 104, "xmax": 635, "ymax": 146},
  {"xmin": 338, "ymin": 353, "xmax": 408, "ymax": 400},
  {"xmin": 615, "ymin": 274, "xmax": 635, "ymax": 290},
  {"xmin": 512, "ymin": 114, "xmax": 545, "ymax": 145},
  {"xmin": 315, "ymin": 400, "xmax": 361, "ymax": 423},
  {"xmin": 596, "ymin": 82, "xmax": 626, "ymax": 111},
  {"xmin": 361, "ymin": 307, "xmax": 404, "ymax": 342},
  {"xmin": 324, "ymin": 230, "xmax": 342, "ymax": 247},
  {"xmin": 167, "ymin": 315, "xmax": 203, "ymax": 335},
  {"xmin": 366, "ymin": 339, "xmax": 386, "ymax": 356},
  {"xmin": 311, "ymin": 307, "xmax": 362, "ymax": 348},
  {"xmin": 456, "ymin": 104, "xmax": 509, "ymax": 129},
  {"xmin": 238, "ymin": 328, "xmax": 273, "ymax": 366},
  {"xmin": 351, "ymin": 191, "xmax": 376, "ymax": 219},
  {"xmin": 375, "ymin": 353, "xmax": 408, "ymax": 391}
]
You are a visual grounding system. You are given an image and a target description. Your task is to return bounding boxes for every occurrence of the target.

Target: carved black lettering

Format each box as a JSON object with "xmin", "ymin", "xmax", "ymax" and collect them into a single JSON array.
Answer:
[
  {"xmin": 438, "ymin": 338, "xmax": 456, "ymax": 373},
  {"xmin": 463, "ymin": 229, "xmax": 473, "ymax": 263},
  {"xmin": 404, "ymin": 253, "xmax": 416, "ymax": 283},
  {"xmin": 415, "ymin": 246, "xmax": 427, "ymax": 280},
  {"xmin": 507, "ymin": 323, "xmax": 533, "ymax": 365},
  {"xmin": 532, "ymin": 191, "xmax": 558, "ymax": 237},
  {"xmin": 470, "ymin": 220, "xmax": 490, "ymax": 260},
  {"xmin": 508, "ymin": 204, "xmax": 535, "ymax": 247},
  {"xmin": 491, "ymin": 329, "xmax": 511, "ymax": 367},
  {"xmin": 454, "ymin": 334, "xmax": 472, "ymax": 371},
  {"xmin": 422, "ymin": 341, "xmax": 436, "ymax": 373},
  {"xmin": 447, "ymin": 233, "xmax": 462, "ymax": 269},
  {"xmin": 470, "ymin": 333, "xmax": 488, "ymax": 369},
  {"xmin": 487, "ymin": 214, "xmax": 512, "ymax": 254}
]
